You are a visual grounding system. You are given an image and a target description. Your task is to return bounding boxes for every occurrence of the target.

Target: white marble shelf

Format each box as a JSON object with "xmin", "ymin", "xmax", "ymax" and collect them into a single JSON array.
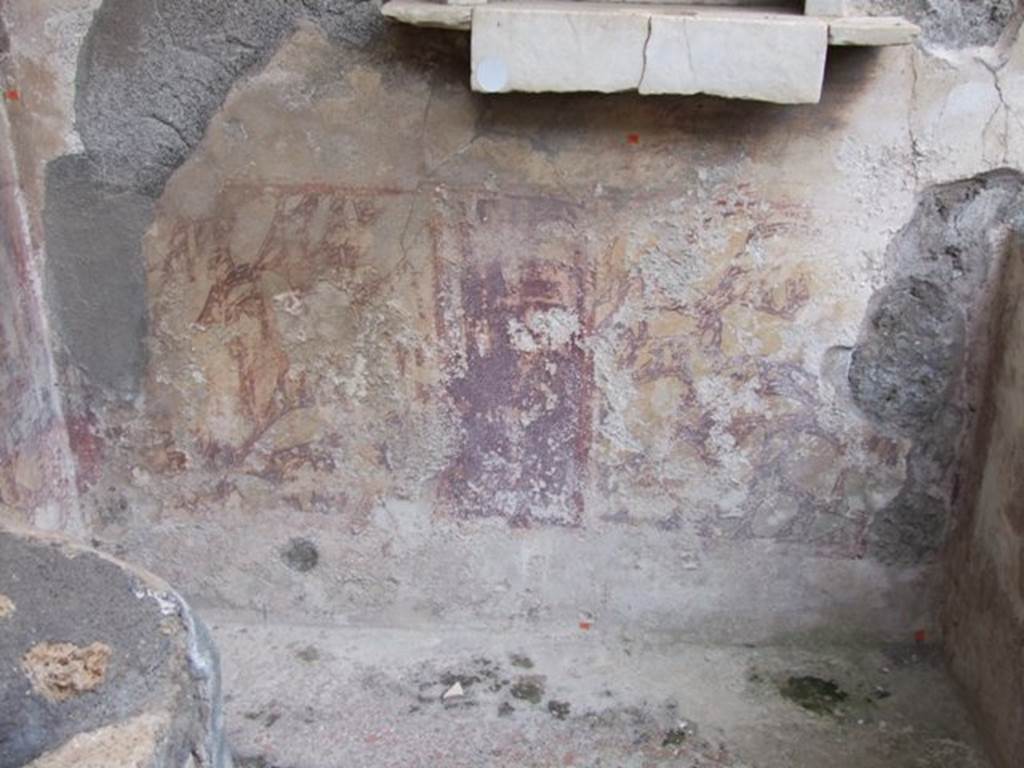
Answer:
[{"xmin": 381, "ymin": 1, "xmax": 918, "ymax": 104}]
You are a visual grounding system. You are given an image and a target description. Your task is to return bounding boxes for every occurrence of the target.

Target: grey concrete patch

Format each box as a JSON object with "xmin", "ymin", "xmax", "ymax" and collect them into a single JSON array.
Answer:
[
  {"xmin": 0, "ymin": 528, "xmax": 228, "ymax": 768},
  {"xmin": 43, "ymin": 155, "xmax": 152, "ymax": 396}
]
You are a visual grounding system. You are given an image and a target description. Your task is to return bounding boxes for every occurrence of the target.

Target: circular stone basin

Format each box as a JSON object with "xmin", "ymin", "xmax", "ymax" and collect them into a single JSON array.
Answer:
[{"xmin": 0, "ymin": 528, "xmax": 229, "ymax": 768}]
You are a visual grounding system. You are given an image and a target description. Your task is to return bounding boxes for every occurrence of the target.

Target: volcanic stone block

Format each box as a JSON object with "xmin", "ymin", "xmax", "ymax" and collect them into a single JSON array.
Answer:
[{"xmin": 0, "ymin": 528, "xmax": 229, "ymax": 768}]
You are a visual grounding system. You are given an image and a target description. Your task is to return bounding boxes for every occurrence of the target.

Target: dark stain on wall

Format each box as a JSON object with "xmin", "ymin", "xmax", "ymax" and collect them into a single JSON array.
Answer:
[{"xmin": 282, "ymin": 537, "xmax": 320, "ymax": 572}]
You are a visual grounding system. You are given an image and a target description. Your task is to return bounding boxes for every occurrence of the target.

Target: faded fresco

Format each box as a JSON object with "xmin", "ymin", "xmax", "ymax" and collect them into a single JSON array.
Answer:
[{"xmin": 0, "ymin": 0, "xmax": 1022, "ymax": 642}]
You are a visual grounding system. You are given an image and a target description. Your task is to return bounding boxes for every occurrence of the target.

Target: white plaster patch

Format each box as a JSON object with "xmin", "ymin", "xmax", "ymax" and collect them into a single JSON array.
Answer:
[
  {"xmin": 342, "ymin": 354, "xmax": 370, "ymax": 400},
  {"xmin": 507, "ymin": 307, "xmax": 580, "ymax": 353},
  {"xmin": 636, "ymin": 238, "xmax": 701, "ymax": 306},
  {"xmin": 587, "ymin": 309, "xmax": 644, "ymax": 455}
]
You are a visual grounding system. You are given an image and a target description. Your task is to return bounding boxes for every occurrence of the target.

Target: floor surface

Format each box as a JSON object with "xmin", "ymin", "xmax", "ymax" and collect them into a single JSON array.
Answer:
[{"xmin": 207, "ymin": 614, "xmax": 991, "ymax": 768}]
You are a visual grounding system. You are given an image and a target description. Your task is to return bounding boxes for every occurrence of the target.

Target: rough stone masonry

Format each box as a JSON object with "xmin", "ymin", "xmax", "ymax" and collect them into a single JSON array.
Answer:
[
  {"xmin": 0, "ymin": 528, "xmax": 228, "ymax": 768},
  {"xmin": 0, "ymin": 0, "xmax": 1022, "ymax": 764}
]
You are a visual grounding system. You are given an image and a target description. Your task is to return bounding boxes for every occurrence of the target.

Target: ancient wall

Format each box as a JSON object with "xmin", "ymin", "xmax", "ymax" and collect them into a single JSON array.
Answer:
[
  {"xmin": 0, "ymin": 19, "xmax": 77, "ymax": 532},
  {"xmin": 1, "ymin": 0, "xmax": 1023, "ymax": 646},
  {"xmin": 944, "ymin": 229, "xmax": 1024, "ymax": 768}
]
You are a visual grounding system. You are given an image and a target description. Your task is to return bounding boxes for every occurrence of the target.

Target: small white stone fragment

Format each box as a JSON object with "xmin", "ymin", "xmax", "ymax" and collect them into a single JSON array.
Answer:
[
  {"xmin": 443, "ymin": 681, "xmax": 465, "ymax": 699},
  {"xmin": 381, "ymin": 0, "xmax": 471, "ymax": 30}
]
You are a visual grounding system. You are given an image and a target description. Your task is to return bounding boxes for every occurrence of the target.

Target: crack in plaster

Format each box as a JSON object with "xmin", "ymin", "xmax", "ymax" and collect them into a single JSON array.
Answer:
[
  {"xmin": 978, "ymin": 57, "xmax": 1012, "ymax": 165},
  {"xmin": 907, "ymin": 51, "xmax": 922, "ymax": 187},
  {"xmin": 638, "ymin": 16, "xmax": 653, "ymax": 89}
]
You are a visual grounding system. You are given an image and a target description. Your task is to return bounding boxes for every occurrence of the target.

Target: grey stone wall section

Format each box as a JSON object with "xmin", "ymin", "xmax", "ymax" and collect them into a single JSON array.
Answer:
[
  {"xmin": 848, "ymin": 169, "xmax": 1024, "ymax": 562},
  {"xmin": 46, "ymin": 0, "xmax": 384, "ymax": 395}
]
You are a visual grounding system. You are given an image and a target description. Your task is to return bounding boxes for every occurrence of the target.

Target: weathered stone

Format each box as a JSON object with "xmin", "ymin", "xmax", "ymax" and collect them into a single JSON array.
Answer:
[
  {"xmin": 470, "ymin": 4, "xmax": 832, "ymax": 102},
  {"xmin": 848, "ymin": 170, "xmax": 1024, "ymax": 563},
  {"xmin": 25, "ymin": 713, "xmax": 170, "ymax": 768},
  {"xmin": 382, "ymin": 0, "xmax": 472, "ymax": 30},
  {"xmin": 0, "ymin": 528, "xmax": 228, "ymax": 768},
  {"xmin": 1, "ymin": 4, "xmax": 1023, "ymax": 751},
  {"xmin": 641, "ymin": 12, "xmax": 828, "ymax": 103},
  {"xmin": 848, "ymin": 277, "xmax": 964, "ymax": 434}
]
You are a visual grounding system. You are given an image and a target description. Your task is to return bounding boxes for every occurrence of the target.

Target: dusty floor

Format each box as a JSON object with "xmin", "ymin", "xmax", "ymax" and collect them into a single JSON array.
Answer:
[{"xmin": 207, "ymin": 615, "xmax": 990, "ymax": 768}]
